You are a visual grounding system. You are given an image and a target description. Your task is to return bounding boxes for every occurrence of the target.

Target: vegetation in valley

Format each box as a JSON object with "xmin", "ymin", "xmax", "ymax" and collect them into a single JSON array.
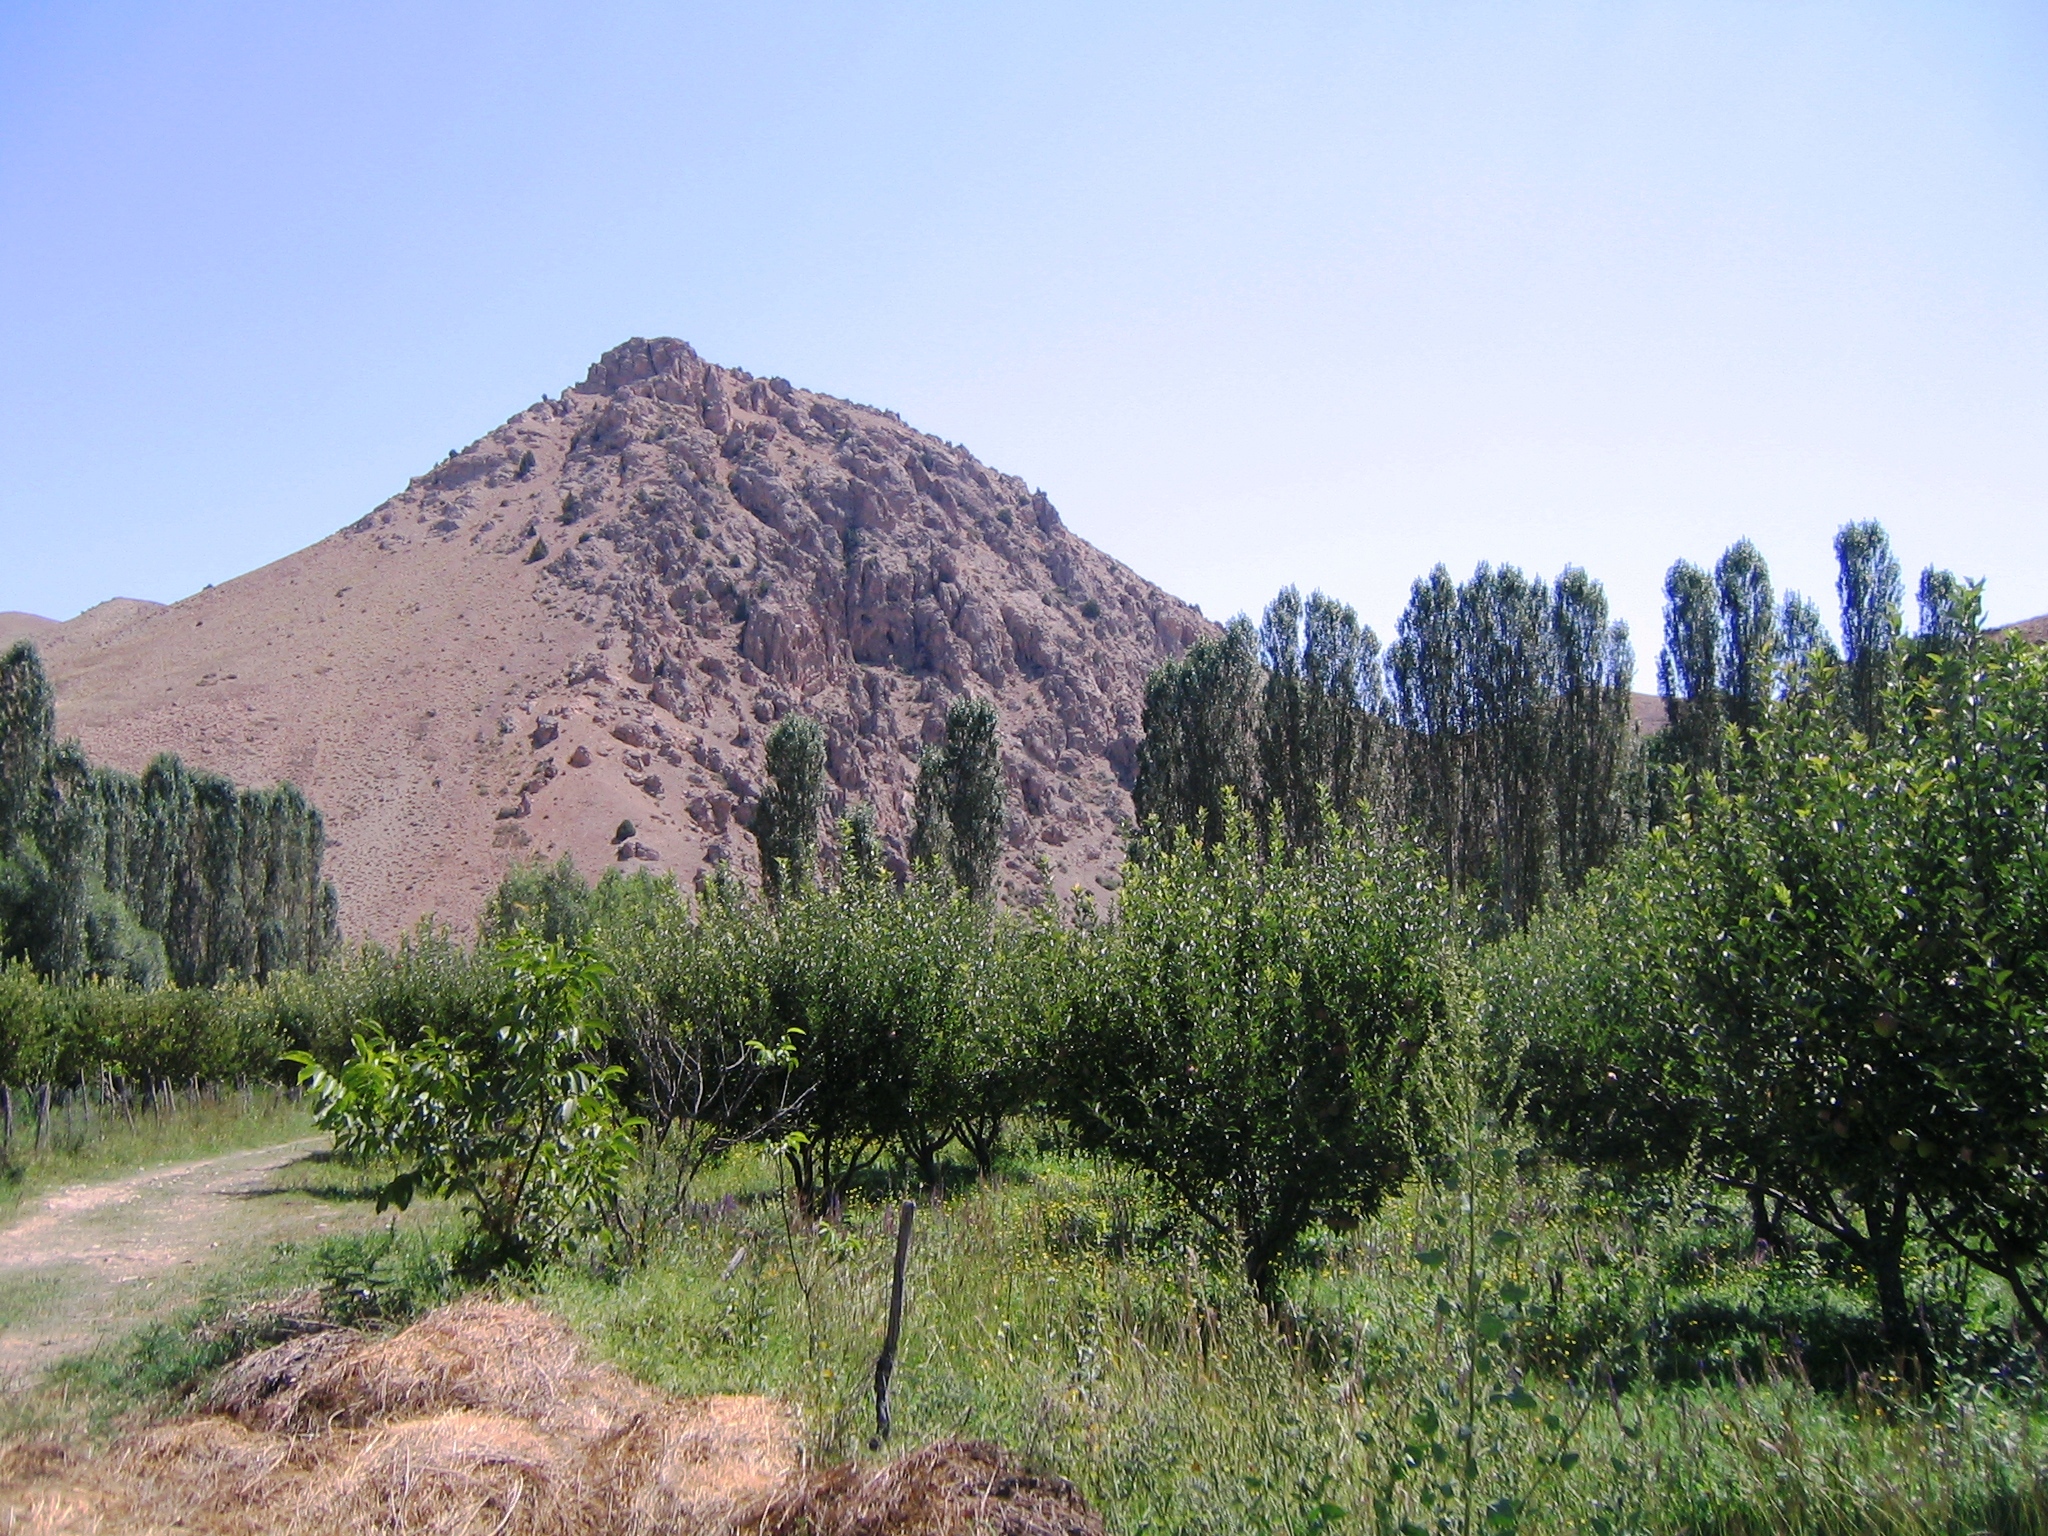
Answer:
[
  {"xmin": 0, "ymin": 641, "xmax": 339, "ymax": 988},
  {"xmin": 6, "ymin": 521, "xmax": 2048, "ymax": 1534}
]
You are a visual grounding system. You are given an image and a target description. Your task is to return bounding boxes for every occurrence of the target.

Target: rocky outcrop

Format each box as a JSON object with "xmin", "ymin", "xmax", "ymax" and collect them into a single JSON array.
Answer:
[
  {"xmin": 459, "ymin": 337, "xmax": 1209, "ymax": 904},
  {"xmin": 29, "ymin": 338, "xmax": 1210, "ymax": 937}
]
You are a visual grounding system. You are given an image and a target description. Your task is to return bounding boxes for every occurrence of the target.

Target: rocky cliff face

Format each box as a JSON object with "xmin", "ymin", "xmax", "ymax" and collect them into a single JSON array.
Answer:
[{"xmin": 34, "ymin": 340, "xmax": 1208, "ymax": 937}]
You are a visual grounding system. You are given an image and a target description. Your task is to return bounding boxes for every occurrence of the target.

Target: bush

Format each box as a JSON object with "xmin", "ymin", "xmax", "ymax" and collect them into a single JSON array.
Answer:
[
  {"xmin": 1057, "ymin": 810, "xmax": 1453, "ymax": 1298},
  {"xmin": 291, "ymin": 933, "xmax": 637, "ymax": 1271}
]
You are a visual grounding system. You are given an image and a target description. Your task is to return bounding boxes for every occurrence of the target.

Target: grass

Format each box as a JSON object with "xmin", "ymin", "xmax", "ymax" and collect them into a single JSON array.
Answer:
[
  {"xmin": 540, "ymin": 1141, "xmax": 2048, "ymax": 1536},
  {"xmin": 9, "ymin": 1113, "xmax": 2047, "ymax": 1534},
  {"xmin": 0, "ymin": 1080, "xmax": 312, "ymax": 1217}
]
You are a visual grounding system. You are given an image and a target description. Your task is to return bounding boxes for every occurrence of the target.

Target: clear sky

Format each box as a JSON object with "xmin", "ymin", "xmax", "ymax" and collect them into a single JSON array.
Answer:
[{"xmin": 3, "ymin": 2, "xmax": 2044, "ymax": 659}]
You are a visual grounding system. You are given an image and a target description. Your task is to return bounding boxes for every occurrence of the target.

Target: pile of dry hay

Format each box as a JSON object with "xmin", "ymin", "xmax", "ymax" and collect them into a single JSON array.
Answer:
[{"xmin": 0, "ymin": 1300, "xmax": 1104, "ymax": 1535}]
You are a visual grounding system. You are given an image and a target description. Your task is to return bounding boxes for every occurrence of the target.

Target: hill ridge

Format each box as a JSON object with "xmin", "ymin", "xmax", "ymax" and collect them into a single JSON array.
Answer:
[{"xmin": 29, "ymin": 338, "xmax": 1209, "ymax": 938}]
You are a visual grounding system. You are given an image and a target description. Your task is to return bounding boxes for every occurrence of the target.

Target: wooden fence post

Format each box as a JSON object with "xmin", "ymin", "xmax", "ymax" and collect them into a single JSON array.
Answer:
[{"xmin": 871, "ymin": 1199, "xmax": 916, "ymax": 1450}]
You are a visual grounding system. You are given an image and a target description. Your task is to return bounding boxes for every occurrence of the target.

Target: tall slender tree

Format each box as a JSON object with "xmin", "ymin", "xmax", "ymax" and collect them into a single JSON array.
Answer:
[
  {"xmin": 1835, "ymin": 520, "xmax": 1903, "ymax": 737},
  {"xmin": 1548, "ymin": 568, "xmax": 1634, "ymax": 892},
  {"xmin": 752, "ymin": 713, "xmax": 827, "ymax": 901},
  {"xmin": 1657, "ymin": 559, "xmax": 1723, "ymax": 777},
  {"xmin": 1132, "ymin": 618, "xmax": 1262, "ymax": 849},
  {"xmin": 1915, "ymin": 566, "xmax": 1982, "ymax": 654},
  {"xmin": 910, "ymin": 696, "xmax": 1006, "ymax": 901},
  {"xmin": 1714, "ymin": 540, "xmax": 1779, "ymax": 734}
]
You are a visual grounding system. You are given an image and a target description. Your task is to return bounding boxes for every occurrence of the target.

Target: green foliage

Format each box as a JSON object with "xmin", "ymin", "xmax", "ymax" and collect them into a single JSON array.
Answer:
[
  {"xmin": 1510, "ymin": 640, "xmax": 2048, "ymax": 1357},
  {"xmin": 838, "ymin": 801, "xmax": 885, "ymax": 883},
  {"xmin": 0, "ymin": 958, "xmax": 287, "ymax": 1086},
  {"xmin": 753, "ymin": 713, "xmax": 827, "ymax": 900},
  {"xmin": 1133, "ymin": 615, "xmax": 1263, "ymax": 849},
  {"xmin": 1835, "ymin": 519, "xmax": 1903, "ymax": 735},
  {"xmin": 909, "ymin": 696, "xmax": 1005, "ymax": 900},
  {"xmin": 1654, "ymin": 557, "xmax": 1723, "ymax": 781},
  {"xmin": 1673, "ymin": 644, "xmax": 2048, "ymax": 1352},
  {"xmin": 479, "ymin": 853, "xmax": 592, "ymax": 946},
  {"xmin": 0, "ymin": 641, "xmax": 54, "ymax": 845},
  {"xmin": 1388, "ymin": 564, "xmax": 1635, "ymax": 930},
  {"xmin": 290, "ymin": 933, "xmax": 637, "ymax": 1271},
  {"xmin": 1058, "ymin": 810, "xmax": 1452, "ymax": 1297},
  {"xmin": 0, "ymin": 645, "xmax": 340, "ymax": 987},
  {"xmin": 1259, "ymin": 586, "xmax": 1389, "ymax": 850}
]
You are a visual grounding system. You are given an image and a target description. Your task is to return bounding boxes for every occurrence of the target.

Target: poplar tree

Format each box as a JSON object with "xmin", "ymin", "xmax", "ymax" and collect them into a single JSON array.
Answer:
[
  {"xmin": 0, "ymin": 643, "xmax": 338, "ymax": 985},
  {"xmin": 1548, "ymin": 568, "xmax": 1634, "ymax": 892},
  {"xmin": 910, "ymin": 696, "xmax": 1006, "ymax": 901},
  {"xmin": 752, "ymin": 713, "xmax": 827, "ymax": 901},
  {"xmin": 1714, "ymin": 539, "xmax": 1779, "ymax": 734},
  {"xmin": 1656, "ymin": 559, "xmax": 1723, "ymax": 778},
  {"xmin": 1132, "ymin": 618, "xmax": 1261, "ymax": 849},
  {"xmin": 1915, "ymin": 566, "xmax": 1982, "ymax": 655},
  {"xmin": 1835, "ymin": 519, "xmax": 1903, "ymax": 737},
  {"xmin": 1777, "ymin": 591, "xmax": 1838, "ymax": 690},
  {"xmin": 1258, "ymin": 587, "xmax": 1385, "ymax": 846}
]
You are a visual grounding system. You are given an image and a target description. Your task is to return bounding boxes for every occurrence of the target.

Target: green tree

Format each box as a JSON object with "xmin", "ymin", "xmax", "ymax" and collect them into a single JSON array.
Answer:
[
  {"xmin": 1714, "ymin": 539, "xmax": 1779, "ymax": 733},
  {"xmin": 1058, "ymin": 809, "xmax": 1451, "ymax": 1298},
  {"xmin": 0, "ymin": 641, "xmax": 53, "ymax": 847},
  {"xmin": 1258, "ymin": 587, "xmax": 1386, "ymax": 847},
  {"xmin": 1547, "ymin": 568, "xmax": 1634, "ymax": 893},
  {"xmin": 910, "ymin": 696, "xmax": 1006, "ymax": 901},
  {"xmin": 1133, "ymin": 617, "xmax": 1262, "ymax": 849},
  {"xmin": 838, "ymin": 801, "xmax": 886, "ymax": 884},
  {"xmin": 1669, "ymin": 647, "xmax": 2048, "ymax": 1356},
  {"xmin": 1656, "ymin": 558, "xmax": 1722, "ymax": 778},
  {"xmin": 290, "ymin": 933, "xmax": 637, "ymax": 1271},
  {"xmin": 1835, "ymin": 519, "xmax": 1903, "ymax": 736},
  {"xmin": 1777, "ymin": 589, "xmax": 1838, "ymax": 690},
  {"xmin": 480, "ymin": 854, "xmax": 592, "ymax": 946},
  {"xmin": 752, "ymin": 713, "xmax": 827, "ymax": 900},
  {"xmin": 1914, "ymin": 566, "xmax": 1982, "ymax": 655}
]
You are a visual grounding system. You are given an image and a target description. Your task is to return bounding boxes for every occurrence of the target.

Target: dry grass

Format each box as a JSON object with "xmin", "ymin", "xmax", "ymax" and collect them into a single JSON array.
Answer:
[
  {"xmin": 0, "ymin": 1300, "xmax": 795, "ymax": 1534},
  {"xmin": 759, "ymin": 1439, "xmax": 1107, "ymax": 1536},
  {"xmin": 0, "ymin": 1300, "xmax": 1103, "ymax": 1536}
]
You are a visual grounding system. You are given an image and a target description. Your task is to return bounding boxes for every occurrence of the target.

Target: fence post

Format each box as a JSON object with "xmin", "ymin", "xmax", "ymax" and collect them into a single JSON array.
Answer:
[
  {"xmin": 870, "ymin": 1199, "xmax": 916, "ymax": 1450},
  {"xmin": 35, "ymin": 1084, "xmax": 50, "ymax": 1151},
  {"xmin": 2, "ymin": 1084, "xmax": 11, "ymax": 1153}
]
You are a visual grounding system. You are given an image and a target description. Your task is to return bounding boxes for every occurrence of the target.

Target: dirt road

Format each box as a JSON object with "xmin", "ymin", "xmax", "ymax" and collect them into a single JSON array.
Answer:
[{"xmin": 0, "ymin": 1139, "xmax": 362, "ymax": 1383}]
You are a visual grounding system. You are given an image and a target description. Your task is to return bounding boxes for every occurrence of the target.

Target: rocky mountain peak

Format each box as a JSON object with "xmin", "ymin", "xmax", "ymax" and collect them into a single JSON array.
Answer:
[{"xmin": 341, "ymin": 337, "xmax": 1209, "ymax": 910}]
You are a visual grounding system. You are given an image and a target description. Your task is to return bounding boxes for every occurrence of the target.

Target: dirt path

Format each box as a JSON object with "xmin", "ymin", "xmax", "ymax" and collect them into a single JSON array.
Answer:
[{"xmin": 0, "ymin": 1139, "xmax": 366, "ymax": 1384}]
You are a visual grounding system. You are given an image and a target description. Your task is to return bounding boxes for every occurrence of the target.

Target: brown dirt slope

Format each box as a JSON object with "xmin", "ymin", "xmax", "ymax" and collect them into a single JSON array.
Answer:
[
  {"xmin": 1994, "ymin": 612, "xmax": 2048, "ymax": 646},
  {"xmin": 30, "ymin": 339, "xmax": 1209, "ymax": 941}
]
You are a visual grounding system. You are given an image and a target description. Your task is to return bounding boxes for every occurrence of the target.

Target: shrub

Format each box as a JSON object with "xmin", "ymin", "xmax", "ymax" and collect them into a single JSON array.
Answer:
[
  {"xmin": 290, "ymin": 933, "xmax": 637, "ymax": 1271},
  {"xmin": 1058, "ymin": 810, "xmax": 1452, "ymax": 1298}
]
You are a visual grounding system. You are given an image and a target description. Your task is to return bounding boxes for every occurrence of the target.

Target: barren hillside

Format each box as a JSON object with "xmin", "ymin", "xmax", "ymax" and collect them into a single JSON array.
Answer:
[{"xmin": 25, "ymin": 339, "xmax": 1209, "ymax": 941}]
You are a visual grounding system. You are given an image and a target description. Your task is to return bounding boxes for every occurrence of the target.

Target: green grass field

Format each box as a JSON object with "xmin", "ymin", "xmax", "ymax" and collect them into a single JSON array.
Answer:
[{"xmin": 541, "ymin": 1142, "xmax": 2048, "ymax": 1536}]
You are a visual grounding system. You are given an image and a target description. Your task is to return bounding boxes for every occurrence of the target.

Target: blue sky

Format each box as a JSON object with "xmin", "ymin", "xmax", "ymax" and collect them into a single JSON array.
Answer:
[{"xmin": 2, "ymin": 2, "xmax": 2044, "ymax": 656}]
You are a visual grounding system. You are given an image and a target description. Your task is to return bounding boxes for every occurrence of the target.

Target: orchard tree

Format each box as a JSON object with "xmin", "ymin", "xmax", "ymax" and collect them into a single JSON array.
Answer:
[
  {"xmin": 1058, "ymin": 808, "xmax": 1453, "ymax": 1299},
  {"xmin": 1673, "ymin": 644, "xmax": 2048, "ymax": 1356}
]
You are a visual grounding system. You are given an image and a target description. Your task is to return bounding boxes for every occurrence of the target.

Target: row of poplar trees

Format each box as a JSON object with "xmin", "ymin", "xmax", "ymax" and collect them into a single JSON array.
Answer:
[
  {"xmin": 0, "ymin": 642, "xmax": 340, "ymax": 987},
  {"xmin": 1133, "ymin": 520, "xmax": 1971, "ymax": 933},
  {"xmin": 1134, "ymin": 567, "xmax": 1634, "ymax": 932},
  {"xmin": 752, "ymin": 694, "xmax": 1006, "ymax": 903}
]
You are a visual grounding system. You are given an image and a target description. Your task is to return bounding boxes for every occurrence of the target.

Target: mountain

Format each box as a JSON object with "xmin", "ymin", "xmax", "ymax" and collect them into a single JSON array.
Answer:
[{"xmin": 24, "ymin": 339, "xmax": 1209, "ymax": 941}]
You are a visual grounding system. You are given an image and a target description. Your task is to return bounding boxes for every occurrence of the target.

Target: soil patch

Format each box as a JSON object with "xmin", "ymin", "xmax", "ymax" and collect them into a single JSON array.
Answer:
[{"xmin": 0, "ymin": 1139, "xmax": 348, "ymax": 1383}]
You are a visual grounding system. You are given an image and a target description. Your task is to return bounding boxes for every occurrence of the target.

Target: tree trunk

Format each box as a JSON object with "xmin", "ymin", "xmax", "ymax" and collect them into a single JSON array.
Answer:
[{"xmin": 1860, "ymin": 1200, "xmax": 1929, "ymax": 1379}]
